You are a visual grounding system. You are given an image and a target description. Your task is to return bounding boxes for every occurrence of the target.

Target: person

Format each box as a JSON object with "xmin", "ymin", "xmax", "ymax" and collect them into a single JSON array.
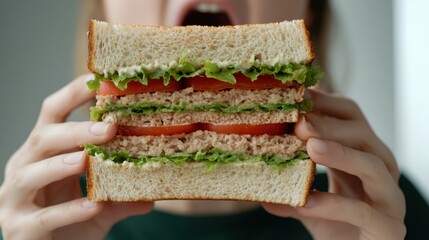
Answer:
[{"xmin": 0, "ymin": 0, "xmax": 428, "ymax": 239}]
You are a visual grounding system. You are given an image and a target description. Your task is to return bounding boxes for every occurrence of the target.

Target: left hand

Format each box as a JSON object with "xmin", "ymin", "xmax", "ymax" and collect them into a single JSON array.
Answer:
[
  {"xmin": 0, "ymin": 75, "xmax": 153, "ymax": 240},
  {"xmin": 262, "ymin": 89, "xmax": 406, "ymax": 240}
]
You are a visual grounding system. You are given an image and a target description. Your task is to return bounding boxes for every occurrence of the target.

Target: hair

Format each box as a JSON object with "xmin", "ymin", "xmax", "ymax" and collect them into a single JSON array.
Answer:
[
  {"xmin": 307, "ymin": 0, "xmax": 333, "ymax": 91},
  {"xmin": 74, "ymin": 0, "xmax": 332, "ymax": 90},
  {"xmin": 74, "ymin": 0, "xmax": 105, "ymax": 76}
]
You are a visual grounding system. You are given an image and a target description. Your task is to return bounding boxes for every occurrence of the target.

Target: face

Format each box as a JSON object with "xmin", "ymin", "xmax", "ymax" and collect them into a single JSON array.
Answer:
[{"xmin": 103, "ymin": 0, "xmax": 309, "ymax": 26}]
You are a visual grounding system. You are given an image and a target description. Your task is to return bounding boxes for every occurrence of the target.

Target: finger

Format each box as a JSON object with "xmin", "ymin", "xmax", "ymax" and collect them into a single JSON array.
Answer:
[
  {"xmin": 95, "ymin": 202, "xmax": 154, "ymax": 230},
  {"xmin": 261, "ymin": 202, "xmax": 300, "ymax": 218},
  {"xmin": 262, "ymin": 200, "xmax": 355, "ymax": 238},
  {"xmin": 307, "ymin": 138, "xmax": 405, "ymax": 215},
  {"xmin": 307, "ymin": 89, "xmax": 365, "ymax": 121},
  {"xmin": 296, "ymin": 114, "xmax": 399, "ymax": 180},
  {"xmin": 9, "ymin": 152, "xmax": 86, "ymax": 203},
  {"xmin": 29, "ymin": 198, "xmax": 103, "ymax": 233},
  {"xmin": 37, "ymin": 74, "xmax": 95, "ymax": 126},
  {"xmin": 326, "ymin": 167, "xmax": 363, "ymax": 200},
  {"xmin": 296, "ymin": 191, "xmax": 406, "ymax": 239},
  {"xmin": 306, "ymin": 90, "xmax": 398, "ymax": 180},
  {"xmin": 296, "ymin": 114, "xmax": 369, "ymax": 146},
  {"xmin": 24, "ymin": 121, "xmax": 116, "ymax": 162}
]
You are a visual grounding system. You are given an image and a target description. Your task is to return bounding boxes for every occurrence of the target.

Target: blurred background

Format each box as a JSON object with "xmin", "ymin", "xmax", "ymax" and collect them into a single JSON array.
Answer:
[{"xmin": 0, "ymin": 0, "xmax": 428, "ymax": 203}]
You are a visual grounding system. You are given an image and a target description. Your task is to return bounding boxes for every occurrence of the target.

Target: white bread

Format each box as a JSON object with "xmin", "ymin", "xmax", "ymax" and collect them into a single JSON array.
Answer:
[
  {"xmin": 88, "ymin": 19, "xmax": 315, "ymax": 75},
  {"xmin": 87, "ymin": 156, "xmax": 315, "ymax": 206}
]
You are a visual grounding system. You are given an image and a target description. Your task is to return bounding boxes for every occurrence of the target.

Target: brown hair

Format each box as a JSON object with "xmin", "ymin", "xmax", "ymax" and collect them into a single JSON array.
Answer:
[
  {"xmin": 307, "ymin": 0, "xmax": 332, "ymax": 91},
  {"xmin": 74, "ymin": 0, "xmax": 105, "ymax": 76}
]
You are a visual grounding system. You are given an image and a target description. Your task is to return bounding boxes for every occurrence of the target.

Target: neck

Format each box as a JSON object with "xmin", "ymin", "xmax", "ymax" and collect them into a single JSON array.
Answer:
[{"xmin": 155, "ymin": 200, "xmax": 259, "ymax": 216}]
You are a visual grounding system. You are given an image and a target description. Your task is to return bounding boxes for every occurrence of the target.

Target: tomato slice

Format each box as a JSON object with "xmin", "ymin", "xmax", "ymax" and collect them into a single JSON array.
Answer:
[
  {"xmin": 117, "ymin": 124, "xmax": 199, "ymax": 136},
  {"xmin": 199, "ymin": 123, "xmax": 291, "ymax": 135},
  {"xmin": 99, "ymin": 79, "xmax": 182, "ymax": 96},
  {"xmin": 185, "ymin": 73, "xmax": 297, "ymax": 91}
]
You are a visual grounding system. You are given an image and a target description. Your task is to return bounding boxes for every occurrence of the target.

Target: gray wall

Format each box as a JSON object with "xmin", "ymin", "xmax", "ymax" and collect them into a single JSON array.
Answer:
[{"xmin": 0, "ymin": 0, "xmax": 80, "ymax": 180}]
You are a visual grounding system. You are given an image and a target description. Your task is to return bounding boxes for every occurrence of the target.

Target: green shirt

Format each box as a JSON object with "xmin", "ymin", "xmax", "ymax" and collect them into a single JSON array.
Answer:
[{"xmin": 107, "ymin": 207, "xmax": 312, "ymax": 240}]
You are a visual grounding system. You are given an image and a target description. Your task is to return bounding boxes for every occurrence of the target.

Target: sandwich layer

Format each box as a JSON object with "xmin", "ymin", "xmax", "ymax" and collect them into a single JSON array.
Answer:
[
  {"xmin": 96, "ymin": 87, "xmax": 305, "ymax": 108},
  {"xmin": 86, "ymin": 156, "xmax": 315, "ymax": 206},
  {"xmin": 91, "ymin": 87, "xmax": 307, "ymax": 124},
  {"xmin": 88, "ymin": 20, "xmax": 314, "ymax": 75},
  {"xmin": 101, "ymin": 110, "xmax": 299, "ymax": 126},
  {"xmin": 89, "ymin": 131, "xmax": 306, "ymax": 159}
]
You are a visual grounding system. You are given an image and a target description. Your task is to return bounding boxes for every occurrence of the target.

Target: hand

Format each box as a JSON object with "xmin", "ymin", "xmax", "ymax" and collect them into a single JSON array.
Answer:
[
  {"xmin": 262, "ymin": 89, "xmax": 406, "ymax": 240},
  {"xmin": 0, "ymin": 75, "xmax": 153, "ymax": 240}
]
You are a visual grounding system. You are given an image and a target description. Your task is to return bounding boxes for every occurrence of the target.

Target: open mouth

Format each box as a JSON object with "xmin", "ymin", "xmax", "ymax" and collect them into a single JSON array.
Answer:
[{"xmin": 181, "ymin": 2, "xmax": 234, "ymax": 26}]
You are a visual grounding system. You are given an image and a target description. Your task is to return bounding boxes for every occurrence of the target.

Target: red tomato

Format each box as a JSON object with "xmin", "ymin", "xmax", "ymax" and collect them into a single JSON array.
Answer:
[
  {"xmin": 199, "ymin": 123, "xmax": 290, "ymax": 135},
  {"xmin": 117, "ymin": 124, "xmax": 199, "ymax": 136},
  {"xmin": 185, "ymin": 73, "xmax": 297, "ymax": 91},
  {"xmin": 99, "ymin": 79, "xmax": 182, "ymax": 96}
]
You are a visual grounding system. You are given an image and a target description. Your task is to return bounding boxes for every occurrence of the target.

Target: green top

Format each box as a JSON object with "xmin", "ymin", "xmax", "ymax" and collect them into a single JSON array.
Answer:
[{"xmin": 106, "ymin": 207, "xmax": 312, "ymax": 240}]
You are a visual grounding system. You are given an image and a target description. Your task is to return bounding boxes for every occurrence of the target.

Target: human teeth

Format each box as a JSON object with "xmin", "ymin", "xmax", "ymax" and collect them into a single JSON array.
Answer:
[{"xmin": 195, "ymin": 2, "xmax": 223, "ymax": 13}]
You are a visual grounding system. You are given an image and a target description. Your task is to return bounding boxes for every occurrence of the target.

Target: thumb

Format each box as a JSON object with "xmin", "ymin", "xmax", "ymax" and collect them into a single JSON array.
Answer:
[
  {"xmin": 96, "ymin": 201, "xmax": 154, "ymax": 229},
  {"xmin": 261, "ymin": 202, "xmax": 300, "ymax": 219}
]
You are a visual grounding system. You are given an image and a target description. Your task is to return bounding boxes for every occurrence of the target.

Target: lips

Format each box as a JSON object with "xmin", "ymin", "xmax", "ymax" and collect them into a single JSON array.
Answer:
[{"xmin": 172, "ymin": 1, "xmax": 240, "ymax": 26}]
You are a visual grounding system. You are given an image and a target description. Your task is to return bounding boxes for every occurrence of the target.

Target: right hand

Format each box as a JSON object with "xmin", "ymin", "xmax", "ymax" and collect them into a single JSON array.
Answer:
[{"xmin": 0, "ymin": 75, "xmax": 154, "ymax": 240}]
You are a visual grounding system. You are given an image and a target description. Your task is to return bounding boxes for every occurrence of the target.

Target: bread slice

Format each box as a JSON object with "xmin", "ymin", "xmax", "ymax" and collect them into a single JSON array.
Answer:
[
  {"xmin": 87, "ymin": 156, "xmax": 315, "ymax": 206},
  {"xmin": 88, "ymin": 19, "xmax": 314, "ymax": 74},
  {"xmin": 85, "ymin": 132, "xmax": 314, "ymax": 206}
]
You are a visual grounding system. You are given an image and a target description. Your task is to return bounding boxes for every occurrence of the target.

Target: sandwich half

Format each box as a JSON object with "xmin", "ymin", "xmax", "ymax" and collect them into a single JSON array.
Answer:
[{"xmin": 84, "ymin": 19, "xmax": 322, "ymax": 206}]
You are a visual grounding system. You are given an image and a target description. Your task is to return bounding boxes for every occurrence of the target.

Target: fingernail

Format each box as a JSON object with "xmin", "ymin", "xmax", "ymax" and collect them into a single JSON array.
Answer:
[
  {"xmin": 83, "ymin": 73, "xmax": 95, "ymax": 84},
  {"xmin": 302, "ymin": 116, "xmax": 315, "ymax": 133},
  {"xmin": 304, "ymin": 89, "xmax": 312, "ymax": 100},
  {"xmin": 63, "ymin": 152, "xmax": 84, "ymax": 165},
  {"xmin": 309, "ymin": 138, "xmax": 328, "ymax": 154},
  {"xmin": 82, "ymin": 198, "xmax": 97, "ymax": 209},
  {"xmin": 90, "ymin": 122, "xmax": 109, "ymax": 136},
  {"xmin": 304, "ymin": 194, "xmax": 316, "ymax": 208}
]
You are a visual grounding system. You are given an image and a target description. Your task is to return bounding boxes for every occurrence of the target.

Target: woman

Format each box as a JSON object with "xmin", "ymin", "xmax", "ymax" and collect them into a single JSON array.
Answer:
[{"xmin": 0, "ymin": 0, "xmax": 424, "ymax": 239}]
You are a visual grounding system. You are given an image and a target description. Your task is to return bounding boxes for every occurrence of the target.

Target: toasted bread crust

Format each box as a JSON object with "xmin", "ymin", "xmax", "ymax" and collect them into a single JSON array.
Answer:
[
  {"xmin": 302, "ymin": 160, "xmax": 316, "ymax": 204},
  {"xmin": 301, "ymin": 20, "xmax": 316, "ymax": 63},
  {"xmin": 85, "ymin": 154, "xmax": 95, "ymax": 200},
  {"xmin": 87, "ymin": 20, "xmax": 96, "ymax": 73}
]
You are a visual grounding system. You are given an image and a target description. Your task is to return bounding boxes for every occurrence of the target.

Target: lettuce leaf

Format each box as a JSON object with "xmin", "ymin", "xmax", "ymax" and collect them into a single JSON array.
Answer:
[
  {"xmin": 90, "ymin": 101, "xmax": 301, "ymax": 121},
  {"xmin": 204, "ymin": 60, "xmax": 239, "ymax": 84},
  {"xmin": 84, "ymin": 144, "xmax": 309, "ymax": 172},
  {"xmin": 86, "ymin": 52, "xmax": 323, "ymax": 91}
]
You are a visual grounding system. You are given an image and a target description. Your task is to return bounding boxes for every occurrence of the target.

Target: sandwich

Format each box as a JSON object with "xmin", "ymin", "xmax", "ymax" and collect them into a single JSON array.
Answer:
[{"xmin": 84, "ymin": 19, "xmax": 323, "ymax": 206}]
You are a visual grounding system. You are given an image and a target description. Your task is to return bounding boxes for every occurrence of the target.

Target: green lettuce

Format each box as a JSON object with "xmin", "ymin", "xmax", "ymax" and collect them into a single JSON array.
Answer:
[
  {"xmin": 84, "ymin": 144, "xmax": 309, "ymax": 172},
  {"xmin": 90, "ymin": 101, "xmax": 305, "ymax": 121},
  {"xmin": 86, "ymin": 51, "xmax": 323, "ymax": 91}
]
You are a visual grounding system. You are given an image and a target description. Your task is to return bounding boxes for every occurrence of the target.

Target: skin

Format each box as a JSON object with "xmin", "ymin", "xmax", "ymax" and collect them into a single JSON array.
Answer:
[{"xmin": 0, "ymin": 0, "xmax": 406, "ymax": 239}]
